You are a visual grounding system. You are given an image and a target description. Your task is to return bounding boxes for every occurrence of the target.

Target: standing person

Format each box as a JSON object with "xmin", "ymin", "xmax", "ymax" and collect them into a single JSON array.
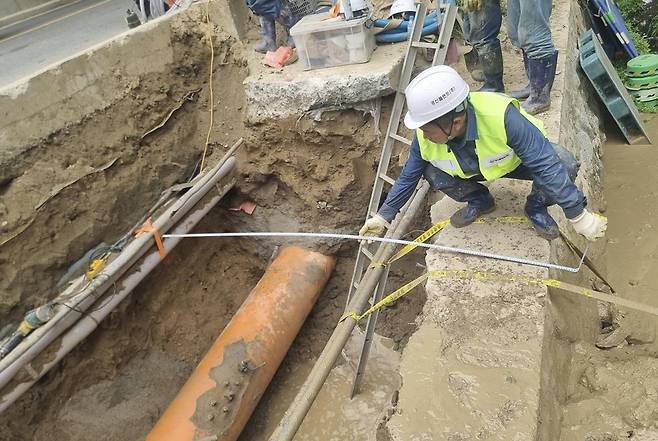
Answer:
[
  {"xmin": 464, "ymin": 0, "xmax": 558, "ymax": 115},
  {"xmin": 359, "ymin": 66, "xmax": 607, "ymax": 242},
  {"xmin": 506, "ymin": 0, "xmax": 558, "ymax": 114},
  {"xmin": 246, "ymin": 0, "xmax": 298, "ymax": 53},
  {"xmin": 463, "ymin": 0, "xmax": 504, "ymax": 93}
]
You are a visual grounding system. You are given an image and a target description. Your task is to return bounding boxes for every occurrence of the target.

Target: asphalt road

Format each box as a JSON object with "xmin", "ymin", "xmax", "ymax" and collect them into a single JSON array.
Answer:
[{"xmin": 0, "ymin": 0, "xmax": 132, "ymax": 87}]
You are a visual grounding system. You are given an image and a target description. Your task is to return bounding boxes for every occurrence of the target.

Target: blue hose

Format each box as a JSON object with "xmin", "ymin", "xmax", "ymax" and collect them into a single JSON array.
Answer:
[
  {"xmin": 376, "ymin": 20, "xmax": 439, "ymax": 43},
  {"xmin": 373, "ymin": 10, "xmax": 437, "ymax": 30},
  {"xmin": 374, "ymin": 14, "xmax": 437, "ymax": 33}
]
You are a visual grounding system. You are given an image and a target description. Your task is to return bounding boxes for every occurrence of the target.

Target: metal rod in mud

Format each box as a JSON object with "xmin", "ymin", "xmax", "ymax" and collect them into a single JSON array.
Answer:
[{"xmin": 266, "ymin": 181, "xmax": 431, "ymax": 441}]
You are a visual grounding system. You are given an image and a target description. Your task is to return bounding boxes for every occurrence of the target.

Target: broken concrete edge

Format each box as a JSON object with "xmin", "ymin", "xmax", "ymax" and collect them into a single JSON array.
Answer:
[
  {"xmin": 243, "ymin": 44, "xmax": 405, "ymax": 122},
  {"xmin": 385, "ymin": 0, "xmax": 608, "ymax": 439},
  {"xmin": 0, "ymin": 0, "xmax": 79, "ymax": 29}
]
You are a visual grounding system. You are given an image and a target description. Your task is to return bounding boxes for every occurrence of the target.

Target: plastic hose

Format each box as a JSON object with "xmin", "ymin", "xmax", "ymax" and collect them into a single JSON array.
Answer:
[{"xmin": 376, "ymin": 21, "xmax": 439, "ymax": 43}]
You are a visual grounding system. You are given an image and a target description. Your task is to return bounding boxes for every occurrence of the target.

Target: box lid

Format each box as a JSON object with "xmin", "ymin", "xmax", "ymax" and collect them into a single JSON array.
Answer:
[{"xmin": 290, "ymin": 13, "xmax": 369, "ymax": 36}]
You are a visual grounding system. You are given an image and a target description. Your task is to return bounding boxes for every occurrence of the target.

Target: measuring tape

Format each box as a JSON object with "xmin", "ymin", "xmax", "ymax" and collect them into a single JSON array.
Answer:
[{"xmin": 373, "ymin": 216, "xmax": 531, "ymax": 268}]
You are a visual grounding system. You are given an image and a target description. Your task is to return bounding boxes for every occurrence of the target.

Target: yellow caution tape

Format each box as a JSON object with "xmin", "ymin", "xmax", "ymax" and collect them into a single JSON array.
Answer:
[
  {"xmin": 341, "ymin": 272, "xmax": 431, "ymax": 322},
  {"xmin": 370, "ymin": 216, "xmax": 530, "ymax": 269},
  {"xmin": 383, "ymin": 220, "xmax": 450, "ymax": 266},
  {"xmin": 343, "ymin": 268, "xmax": 658, "ymax": 322}
]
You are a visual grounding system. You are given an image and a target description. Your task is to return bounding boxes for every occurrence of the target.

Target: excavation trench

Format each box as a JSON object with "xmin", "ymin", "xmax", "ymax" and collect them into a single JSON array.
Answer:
[{"xmin": 1, "ymin": 0, "xmax": 658, "ymax": 440}]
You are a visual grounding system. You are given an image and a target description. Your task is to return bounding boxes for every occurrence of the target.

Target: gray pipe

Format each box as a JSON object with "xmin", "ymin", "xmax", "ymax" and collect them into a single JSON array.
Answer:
[
  {"xmin": 0, "ymin": 163, "xmax": 235, "ymax": 412},
  {"xmin": 268, "ymin": 181, "xmax": 430, "ymax": 441},
  {"xmin": 0, "ymin": 140, "xmax": 242, "ymax": 392}
]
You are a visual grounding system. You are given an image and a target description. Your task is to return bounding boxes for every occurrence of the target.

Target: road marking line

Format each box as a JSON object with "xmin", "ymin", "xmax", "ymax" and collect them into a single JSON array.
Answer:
[
  {"xmin": 0, "ymin": 0, "xmax": 113, "ymax": 44},
  {"xmin": 0, "ymin": 0, "xmax": 86, "ymax": 33}
]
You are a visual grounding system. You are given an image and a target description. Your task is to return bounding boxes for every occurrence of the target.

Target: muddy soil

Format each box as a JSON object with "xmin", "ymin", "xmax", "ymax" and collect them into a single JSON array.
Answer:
[
  {"xmin": 557, "ymin": 114, "xmax": 658, "ymax": 440},
  {"xmin": 0, "ymin": 6, "xmax": 424, "ymax": 440},
  {"xmin": 0, "ymin": 10, "xmax": 249, "ymax": 323}
]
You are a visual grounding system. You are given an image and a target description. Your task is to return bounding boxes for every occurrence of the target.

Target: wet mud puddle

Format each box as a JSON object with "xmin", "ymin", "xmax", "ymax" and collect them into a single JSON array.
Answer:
[
  {"xmin": 560, "ymin": 114, "xmax": 658, "ymax": 440},
  {"xmin": 603, "ymin": 114, "xmax": 658, "ymax": 345},
  {"xmin": 246, "ymin": 331, "xmax": 400, "ymax": 440}
]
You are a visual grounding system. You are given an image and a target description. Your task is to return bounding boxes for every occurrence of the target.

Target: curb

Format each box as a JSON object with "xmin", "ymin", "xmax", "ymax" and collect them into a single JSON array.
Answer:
[{"xmin": 0, "ymin": 0, "xmax": 82, "ymax": 30}]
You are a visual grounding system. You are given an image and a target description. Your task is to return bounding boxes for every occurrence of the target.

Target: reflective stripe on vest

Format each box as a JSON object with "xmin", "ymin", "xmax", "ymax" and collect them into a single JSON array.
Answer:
[{"xmin": 417, "ymin": 92, "xmax": 547, "ymax": 181}]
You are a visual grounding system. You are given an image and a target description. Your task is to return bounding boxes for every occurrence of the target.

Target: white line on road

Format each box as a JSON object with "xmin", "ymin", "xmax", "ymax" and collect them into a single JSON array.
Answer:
[{"xmin": 0, "ymin": 0, "xmax": 113, "ymax": 44}]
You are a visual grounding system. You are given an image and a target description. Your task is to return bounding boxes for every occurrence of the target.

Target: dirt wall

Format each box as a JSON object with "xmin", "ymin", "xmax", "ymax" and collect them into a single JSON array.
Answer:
[{"xmin": 0, "ymin": 0, "xmax": 398, "ymax": 437}]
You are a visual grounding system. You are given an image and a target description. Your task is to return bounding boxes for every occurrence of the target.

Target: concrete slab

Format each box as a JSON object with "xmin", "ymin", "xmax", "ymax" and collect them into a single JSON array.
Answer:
[
  {"xmin": 243, "ymin": 43, "xmax": 405, "ymax": 121},
  {"xmin": 387, "ymin": 181, "xmax": 549, "ymax": 441}
]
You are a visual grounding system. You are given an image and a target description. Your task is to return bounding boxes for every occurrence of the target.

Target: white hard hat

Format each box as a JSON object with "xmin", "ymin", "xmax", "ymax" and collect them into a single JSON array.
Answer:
[
  {"xmin": 350, "ymin": 0, "xmax": 368, "ymax": 12},
  {"xmin": 389, "ymin": 0, "xmax": 415, "ymax": 17},
  {"xmin": 403, "ymin": 65, "xmax": 470, "ymax": 129}
]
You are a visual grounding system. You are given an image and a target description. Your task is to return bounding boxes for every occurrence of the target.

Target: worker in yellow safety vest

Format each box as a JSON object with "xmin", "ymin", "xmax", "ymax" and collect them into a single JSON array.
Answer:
[{"xmin": 359, "ymin": 65, "xmax": 607, "ymax": 242}]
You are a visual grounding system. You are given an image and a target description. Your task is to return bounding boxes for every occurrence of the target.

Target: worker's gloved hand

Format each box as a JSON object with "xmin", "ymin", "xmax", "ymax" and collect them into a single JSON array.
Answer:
[
  {"xmin": 569, "ymin": 209, "xmax": 608, "ymax": 241},
  {"xmin": 359, "ymin": 215, "xmax": 387, "ymax": 245},
  {"xmin": 464, "ymin": 0, "xmax": 484, "ymax": 11}
]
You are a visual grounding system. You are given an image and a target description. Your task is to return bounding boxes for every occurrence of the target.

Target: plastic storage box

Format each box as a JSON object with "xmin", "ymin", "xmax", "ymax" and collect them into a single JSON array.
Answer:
[{"xmin": 290, "ymin": 13, "xmax": 375, "ymax": 70}]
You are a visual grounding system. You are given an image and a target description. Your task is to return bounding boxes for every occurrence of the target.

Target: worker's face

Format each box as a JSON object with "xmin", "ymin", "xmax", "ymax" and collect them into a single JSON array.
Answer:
[{"xmin": 420, "ymin": 113, "xmax": 467, "ymax": 144}]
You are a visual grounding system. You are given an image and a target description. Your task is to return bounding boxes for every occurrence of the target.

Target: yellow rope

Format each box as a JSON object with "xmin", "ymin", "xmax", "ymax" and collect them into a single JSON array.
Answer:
[{"xmin": 200, "ymin": 0, "xmax": 215, "ymax": 172}]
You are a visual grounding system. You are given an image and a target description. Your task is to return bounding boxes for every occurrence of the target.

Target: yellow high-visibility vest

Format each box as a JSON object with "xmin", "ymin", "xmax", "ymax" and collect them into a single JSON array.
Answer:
[{"xmin": 417, "ymin": 92, "xmax": 547, "ymax": 180}]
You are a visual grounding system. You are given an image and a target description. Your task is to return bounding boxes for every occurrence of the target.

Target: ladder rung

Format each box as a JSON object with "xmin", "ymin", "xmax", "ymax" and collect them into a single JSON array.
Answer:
[
  {"xmin": 361, "ymin": 247, "xmax": 375, "ymax": 260},
  {"xmin": 389, "ymin": 133, "xmax": 411, "ymax": 145},
  {"xmin": 379, "ymin": 173, "xmax": 395, "ymax": 185},
  {"xmin": 411, "ymin": 41, "xmax": 443, "ymax": 50}
]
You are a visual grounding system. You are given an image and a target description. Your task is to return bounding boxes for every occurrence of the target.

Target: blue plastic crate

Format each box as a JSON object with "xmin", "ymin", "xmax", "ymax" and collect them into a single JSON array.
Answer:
[{"xmin": 579, "ymin": 30, "xmax": 651, "ymax": 144}]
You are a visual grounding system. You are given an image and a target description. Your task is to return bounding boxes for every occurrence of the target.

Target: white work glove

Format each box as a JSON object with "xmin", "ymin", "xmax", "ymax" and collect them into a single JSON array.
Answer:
[
  {"xmin": 569, "ymin": 209, "xmax": 608, "ymax": 241},
  {"xmin": 464, "ymin": 0, "xmax": 484, "ymax": 11},
  {"xmin": 359, "ymin": 214, "xmax": 387, "ymax": 244}
]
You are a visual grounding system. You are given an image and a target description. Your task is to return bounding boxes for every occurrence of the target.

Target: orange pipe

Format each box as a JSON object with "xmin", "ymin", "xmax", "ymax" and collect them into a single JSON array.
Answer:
[{"xmin": 147, "ymin": 246, "xmax": 335, "ymax": 441}]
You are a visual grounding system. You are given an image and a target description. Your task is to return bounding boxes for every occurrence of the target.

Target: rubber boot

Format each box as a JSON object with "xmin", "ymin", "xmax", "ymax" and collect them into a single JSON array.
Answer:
[
  {"xmin": 450, "ymin": 194, "xmax": 496, "ymax": 228},
  {"xmin": 277, "ymin": 2, "xmax": 298, "ymax": 48},
  {"xmin": 524, "ymin": 187, "xmax": 559, "ymax": 240},
  {"xmin": 254, "ymin": 17, "xmax": 277, "ymax": 53},
  {"xmin": 464, "ymin": 48, "xmax": 485, "ymax": 82},
  {"xmin": 477, "ymin": 44, "xmax": 505, "ymax": 93},
  {"xmin": 522, "ymin": 51, "xmax": 558, "ymax": 115},
  {"xmin": 509, "ymin": 51, "xmax": 530, "ymax": 100}
]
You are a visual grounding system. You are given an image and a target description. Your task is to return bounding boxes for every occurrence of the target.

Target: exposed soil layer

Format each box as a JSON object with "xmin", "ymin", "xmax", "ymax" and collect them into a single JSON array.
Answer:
[{"xmin": 0, "ymin": 3, "xmax": 426, "ymax": 438}]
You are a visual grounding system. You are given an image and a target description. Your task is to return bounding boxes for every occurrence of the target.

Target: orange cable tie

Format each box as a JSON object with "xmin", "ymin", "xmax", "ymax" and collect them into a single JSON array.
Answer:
[{"xmin": 135, "ymin": 218, "xmax": 166, "ymax": 259}]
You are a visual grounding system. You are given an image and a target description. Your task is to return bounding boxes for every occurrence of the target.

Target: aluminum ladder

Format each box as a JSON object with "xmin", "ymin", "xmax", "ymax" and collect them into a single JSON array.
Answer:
[{"xmin": 348, "ymin": 1, "xmax": 459, "ymax": 398}]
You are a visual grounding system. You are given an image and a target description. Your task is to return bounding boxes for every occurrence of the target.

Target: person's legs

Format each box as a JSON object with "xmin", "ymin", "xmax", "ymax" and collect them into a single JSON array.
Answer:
[
  {"xmin": 424, "ymin": 164, "xmax": 496, "ymax": 227},
  {"xmin": 506, "ymin": 0, "xmax": 520, "ymax": 48},
  {"xmin": 515, "ymin": 0, "xmax": 558, "ymax": 114},
  {"xmin": 254, "ymin": 16, "xmax": 277, "ymax": 53},
  {"xmin": 504, "ymin": 144, "xmax": 579, "ymax": 239},
  {"xmin": 465, "ymin": 0, "xmax": 504, "ymax": 92},
  {"xmin": 509, "ymin": 51, "xmax": 531, "ymax": 100},
  {"xmin": 276, "ymin": 2, "xmax": 298, "ymax": 47}
]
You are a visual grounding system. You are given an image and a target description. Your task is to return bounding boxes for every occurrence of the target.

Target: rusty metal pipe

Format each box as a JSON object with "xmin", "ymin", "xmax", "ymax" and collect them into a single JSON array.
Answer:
[{"xmin": 146, "ymin": 246, "xmax": 335, "ymax": 441}]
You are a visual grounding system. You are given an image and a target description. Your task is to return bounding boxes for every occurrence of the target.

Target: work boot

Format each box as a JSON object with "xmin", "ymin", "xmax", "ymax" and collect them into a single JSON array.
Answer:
[
  {"xmin": 254, "ymin": 17, "xmax": 277, "ymax": 53},
  {"xmin": 450, "ymin": 195, "xmax": 496, "ymax": 228},
  {"xmin": 477, "ymin": 44, "xmax": 505, "ymax": 93},
  {"xmin": 464, "ymin": 48, "xmax": 485, "ymax": 82},
  {"xmin": 276, "ymin": 2, "xmax": 298, "ymax": 48},
  {"xmin": 524, "ymin": 188, "xmax": 559, "ymax": 240},
  {"xmin": 509, "ymin": 51, "xmax": 530, "ymax": 100},
  {"xmin": 522, "ymin": 51, "xmax": 558, "ymax": 115}
]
